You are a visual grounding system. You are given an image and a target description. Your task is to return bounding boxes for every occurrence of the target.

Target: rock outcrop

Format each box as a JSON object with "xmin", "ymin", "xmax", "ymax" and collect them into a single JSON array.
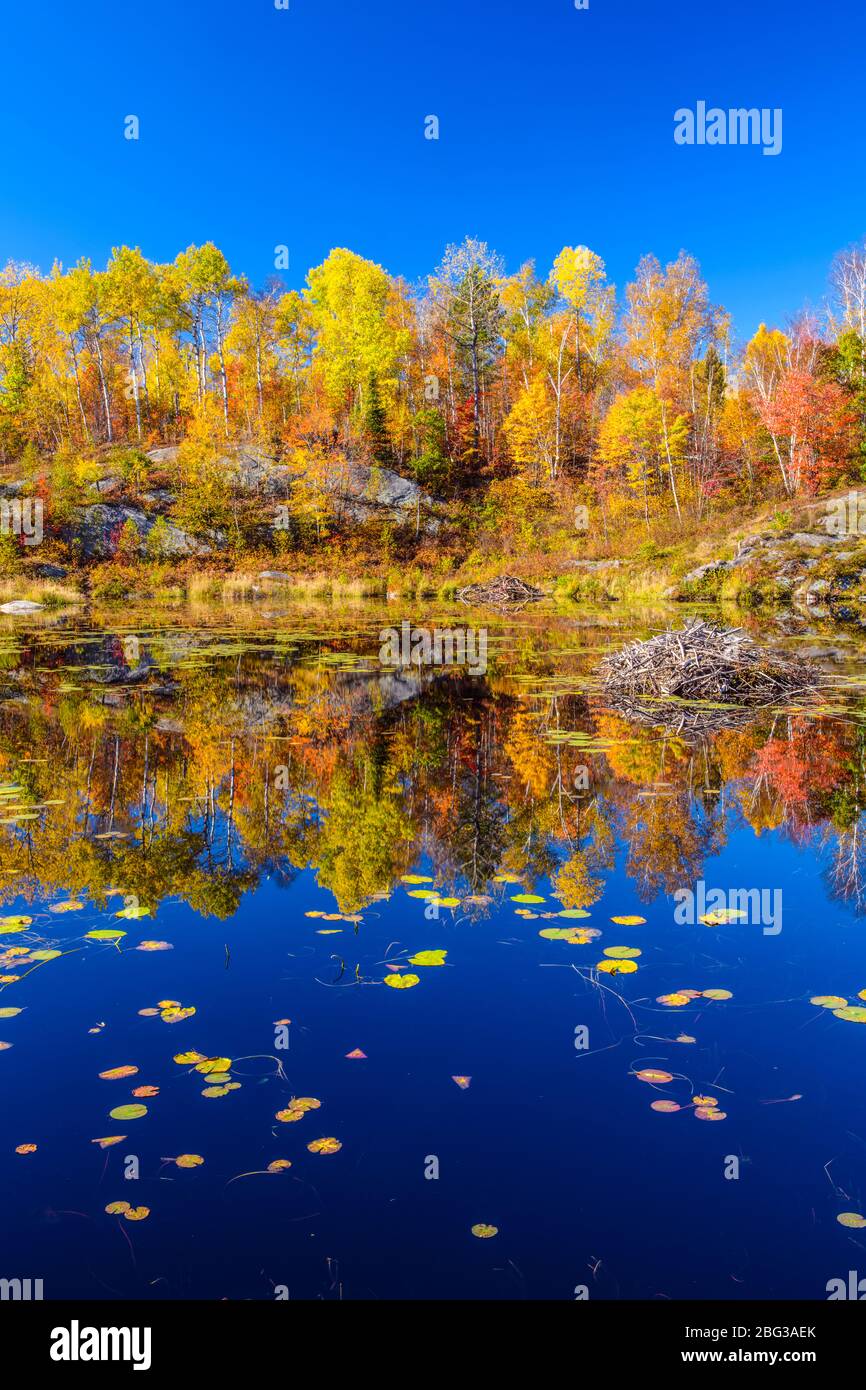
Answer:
[
  {"xmin": 76, "ymin": 504, "xmax": 218, "ymax": 559},
  {"xmin": 143, "ymin": 446, "xmax": 442, "ymax": 535}
]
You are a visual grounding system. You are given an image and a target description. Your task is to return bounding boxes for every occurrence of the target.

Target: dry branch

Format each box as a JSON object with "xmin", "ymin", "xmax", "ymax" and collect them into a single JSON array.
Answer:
[
  {"xmin": 456, "ymin": 575, "xmax": 544, "ymax": 607},
  {"xmin": 598, "ymin": 619, "xmax": 819, "ymax": 737}
]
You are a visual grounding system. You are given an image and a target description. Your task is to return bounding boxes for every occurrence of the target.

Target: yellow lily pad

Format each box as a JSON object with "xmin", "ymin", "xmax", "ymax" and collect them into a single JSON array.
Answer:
[{"xmin": 307, "ymin": 1137, "xmax": 342, "ymax": 1154}]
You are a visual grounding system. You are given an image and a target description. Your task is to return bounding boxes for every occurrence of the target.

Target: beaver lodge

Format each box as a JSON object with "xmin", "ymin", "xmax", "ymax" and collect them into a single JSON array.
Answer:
[
  {"xmin": 599, "ymin": 619, "xmax": 820, "ymax": 737},
  {"xmin": 456, "ymin": 576, "xmax": 544, "ymax": 607}
]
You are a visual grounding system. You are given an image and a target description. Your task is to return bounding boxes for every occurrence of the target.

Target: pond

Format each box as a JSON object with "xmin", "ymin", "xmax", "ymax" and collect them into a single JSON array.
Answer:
[{"xmin": 2, "ymin": 601, "xmax": 866, "ymax": 1301}]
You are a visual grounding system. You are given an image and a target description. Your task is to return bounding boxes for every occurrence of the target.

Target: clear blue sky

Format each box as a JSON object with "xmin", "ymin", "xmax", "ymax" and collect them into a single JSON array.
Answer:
[{"xmin": 2, "ymin": 0, "xmax": 864, "ymax": 343}]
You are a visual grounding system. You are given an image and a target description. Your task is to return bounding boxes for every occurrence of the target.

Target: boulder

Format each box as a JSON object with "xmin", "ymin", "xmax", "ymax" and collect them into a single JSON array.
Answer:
[
  {"xmin": 146, "ymin": 445, "xmax": 288, "ymax": 497},
  {"xmin": 86, "ymin": 474, "xmax": 123, "ymax": 495},
  {"xmin": 144, "ymin": 445, "xmax": 443, "ymax": 534},
  {"xmin": 77, "ymin": 504, "xmax": 220, "ymax": 559},
  {"xmin": 789, "ymin": 531, "xmax": 845, "ymax": 548},
  {"xmin": 0, "ymin": 599, "xmax": 43, "ymax": 613},
  {"xmin": 328, "ymin": 459, "xmax": 440, "ymax": 534},
  {"xmin": 145, "ymin": 446, "xmax": 180, "ymax": 466},
  {"xmin": 805, "ymin": 579, "xmax": 831, "ymax": 605},
  {"xmin": 680, "ymin": 559, "xmax": 733, "ymax": 587}
]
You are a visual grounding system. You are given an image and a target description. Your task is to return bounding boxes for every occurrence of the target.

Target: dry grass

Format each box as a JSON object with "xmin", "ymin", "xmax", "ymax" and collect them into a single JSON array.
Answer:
[{"xmin": 0, "ymin": 576, "xmax": 82, "ymax": 608}]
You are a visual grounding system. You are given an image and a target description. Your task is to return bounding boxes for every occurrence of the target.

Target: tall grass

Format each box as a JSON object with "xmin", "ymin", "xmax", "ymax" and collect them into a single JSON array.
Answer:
[{"xmin": 0, "ymin": 577, "xmax": 82, "ymax": 608}]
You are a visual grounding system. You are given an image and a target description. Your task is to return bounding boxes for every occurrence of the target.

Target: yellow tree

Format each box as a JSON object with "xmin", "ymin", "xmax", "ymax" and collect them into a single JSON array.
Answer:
[
  {"xmin": 624, "ymin": 252, "xmax": 726, "ymax": 519},
  {"xmin": 595, "ymin": 387, "xmax": 689, "ymax": 531},
  {"xmin": 502, "ymin": 375, "xmax": 556, "ymax": 481},
  {"xmin": 104, "ymin": 246, "xmax": 159, "ymax": 440},
  {"xmin": 743, "ymin": 324, "xmax": 793, "ymax": 493},
  {"xmin": 548, "ymin": 246, "xmax": 615, "ymax": 387},
  {"xmin": 305, "ymin": 248, "xmax": 409, "ymax": 442}
]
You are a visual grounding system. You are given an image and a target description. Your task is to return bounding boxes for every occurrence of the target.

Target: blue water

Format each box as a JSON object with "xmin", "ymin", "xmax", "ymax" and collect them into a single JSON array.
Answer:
[{"xmin": 1, "ymin": 613, "xmax": 866, "ymax": 1301}]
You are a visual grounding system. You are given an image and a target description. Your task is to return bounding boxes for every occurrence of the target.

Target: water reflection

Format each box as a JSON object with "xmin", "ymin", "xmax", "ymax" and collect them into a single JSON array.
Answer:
[
  {"xmin": 0, "ymin": 617, "xmax": 864, "ymax": 918},
  {"xmin": 3, "ymin": 610, "xmax": 866, "ymax": 1301}
]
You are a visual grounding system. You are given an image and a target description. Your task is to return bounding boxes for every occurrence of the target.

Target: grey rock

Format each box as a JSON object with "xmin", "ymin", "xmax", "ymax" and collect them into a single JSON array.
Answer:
[
  {"xmin": 87, "ymin": 475, "xmax": 123, "ymax": 495},
  {"xmin": 329, "ymin": 459, "xmax": 441, "ymax": 534},
  {"xmin": 155, "ymin": 717, "xmax": 184, "ymax": 734},
  {"xmin": 145, "ymin": 446, "xmax": 181, "ymax": 466},
  {"xmin": 77, "ymin": 504, "xmax": 221, "ymax": 559},
  {"xmin": 789, "ymin": 531, "xmax": 844, "ymax": 548},
  {"xmin": 0, "ymin": 599, "xmax": 43, "ymax": 613},
  {"xmin": 144, "ymin": 445, "xmax": 443, "ymax": 534},
  {"xmin": 230, "ymin": 449, "xmax": 290, "ymax": 497},
  {"xmin": 804, "ymin": 579, "xmax": 832, "ymax": 607},
  {"xmin": 681, "ymin": 560, "xmax": 733, "ymax": 587}
]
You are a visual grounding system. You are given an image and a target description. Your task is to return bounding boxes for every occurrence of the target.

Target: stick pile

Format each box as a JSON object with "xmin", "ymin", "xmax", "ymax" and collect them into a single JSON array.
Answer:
[
  {"xmin": 598, "ymin": 619, "xmax": 818, "ymax": 734},
  {"xmin": 456, "ymin": 576, "xmax": 544, "ymax": 606}
]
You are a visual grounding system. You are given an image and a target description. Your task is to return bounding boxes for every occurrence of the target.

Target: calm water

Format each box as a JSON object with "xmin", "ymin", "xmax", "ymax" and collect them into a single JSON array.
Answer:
[{"xmin": 2, "ymin": 602, "xmax": 866, "ymax": 1301}]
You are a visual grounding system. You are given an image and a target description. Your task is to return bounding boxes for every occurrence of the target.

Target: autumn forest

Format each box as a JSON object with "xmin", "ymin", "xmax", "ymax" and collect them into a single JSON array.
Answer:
[{"xmin": 1, "ymin": 237, "xmax": 865, "ymax": 583}]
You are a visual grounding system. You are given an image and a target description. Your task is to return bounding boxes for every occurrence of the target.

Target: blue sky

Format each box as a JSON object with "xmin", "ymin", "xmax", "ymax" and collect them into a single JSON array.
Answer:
[{"xmin": 2, "ymin": 0, "xmax": 864, "ymax": 342}]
